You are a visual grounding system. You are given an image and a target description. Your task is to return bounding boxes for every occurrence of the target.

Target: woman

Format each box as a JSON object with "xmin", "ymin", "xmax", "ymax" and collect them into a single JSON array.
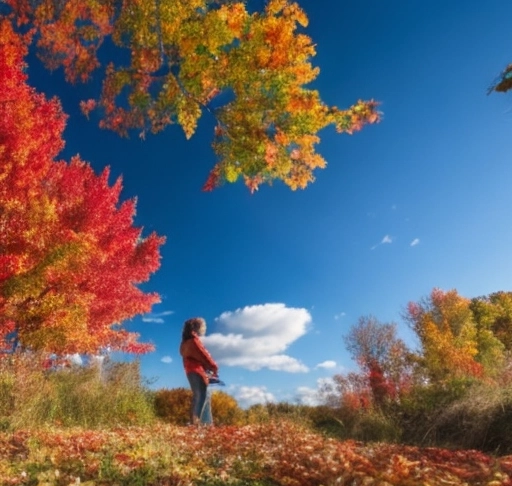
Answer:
[{"xmin": 179, "ymin": 317, "xmax": 218, "ymax": 425}]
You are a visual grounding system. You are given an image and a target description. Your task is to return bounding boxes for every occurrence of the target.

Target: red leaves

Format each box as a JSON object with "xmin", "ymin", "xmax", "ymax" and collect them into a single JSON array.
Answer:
[{"xmin": 0, "ymin": 23, "xmax": 164, "ymax": 356}]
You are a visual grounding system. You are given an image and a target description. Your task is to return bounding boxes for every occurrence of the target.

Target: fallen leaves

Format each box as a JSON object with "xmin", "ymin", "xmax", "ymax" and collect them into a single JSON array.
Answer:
[{"xmin": 0, "ymin": 421, "xmax": 510, "ymax": 485}]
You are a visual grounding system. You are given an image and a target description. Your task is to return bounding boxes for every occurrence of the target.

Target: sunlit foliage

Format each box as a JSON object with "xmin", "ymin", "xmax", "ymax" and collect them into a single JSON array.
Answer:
[
  {"xmin": 4, "ymin": 0, "xmax": 380, "ymax": 192},
  {"xmin": 0, "ymin": 19, "xmax": 164, "ymax": 356},
  {"xmin": 405, "ymin": 288, "xmax": 505, "ymax": 382},
  {"xmin": 325, "ymin": 288, "xmax": 512, "ymax": 450}
]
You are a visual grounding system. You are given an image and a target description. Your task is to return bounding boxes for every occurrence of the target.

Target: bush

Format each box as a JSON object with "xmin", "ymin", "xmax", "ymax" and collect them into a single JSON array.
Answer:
[
  {"xmin": 303, "ymin": 405, "xmax": 346, "ymax": 438},
  {"xmin": 154, "ymin": 387, "xmax": 191, "ymax": 425},
  {"xmin": 427, "ymin": 382, "xmax": 512, "ymax": 453},
  {"xmin": 349, "ymin": 409, "xmax": 401, "ymax": 443},
  {"xmin": 154, "ymin": 387, "xmax": 245, "ymax": 426},
  {"xmin": 211, "ymin": 390, "xmax": 245, "ymax": 425},
  {"xmin": 245, "ymin": 403, "xmax": 271, "ymax": 424},
  {"xmin": 396, "ymin": 379, "xmax": 477, "ymax": 446}
]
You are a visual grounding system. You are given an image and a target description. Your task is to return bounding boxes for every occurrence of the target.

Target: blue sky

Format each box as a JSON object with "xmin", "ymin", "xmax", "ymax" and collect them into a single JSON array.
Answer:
[{"xmin": 28, "ymin": 1, "xmax": 512, "ymax": 407}]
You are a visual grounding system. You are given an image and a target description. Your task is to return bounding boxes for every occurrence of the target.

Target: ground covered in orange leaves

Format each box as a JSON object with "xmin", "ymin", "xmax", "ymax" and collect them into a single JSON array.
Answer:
[{"xmin": 0, "ymin": 421, "xmax": 511, "ymax": 485}]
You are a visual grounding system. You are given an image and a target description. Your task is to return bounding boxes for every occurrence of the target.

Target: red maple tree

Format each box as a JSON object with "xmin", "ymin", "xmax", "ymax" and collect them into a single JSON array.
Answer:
[{"xmin": 0, "ymin": 20, "xmax": 165, "ymax": 356}]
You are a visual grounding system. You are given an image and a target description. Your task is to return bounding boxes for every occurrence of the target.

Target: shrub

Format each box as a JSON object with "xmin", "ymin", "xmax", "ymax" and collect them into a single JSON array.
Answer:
[
  {"xmin": 426, "ymin": 381, "xmax": 512, "ymax": 453},
  {"xmin": 211, "ymin": 390, "xmax": 245, "ymax": 425},
  {"xmin": 154, "ymin": 387, "xmax": 191, "ymax": 425},
  {"xmin": 245, "ymin": 403, "xmax": 271, "ymax": 424},
  {"xmin": 349, "ymin": 409, "xmax": 401, "ymax": 443},
  {"xmin": 303, "ymin": 405, "xmax": 346, "ymax": 438},
  {"xmin": 154, "ymin": 387, "xmax": 245, "ymax": 426}
]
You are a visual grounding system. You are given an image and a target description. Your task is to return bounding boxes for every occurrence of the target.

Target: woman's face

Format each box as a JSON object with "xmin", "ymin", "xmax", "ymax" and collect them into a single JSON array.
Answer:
[{"xmin": 198, "ymin": 322, "xmax": 206, "ymax": 336}]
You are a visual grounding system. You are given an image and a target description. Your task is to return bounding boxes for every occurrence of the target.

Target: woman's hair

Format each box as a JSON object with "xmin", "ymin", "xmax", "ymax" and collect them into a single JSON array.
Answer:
[{"xmin": 182, "ymin": 317, "xmax": 206, "ymax": 341}]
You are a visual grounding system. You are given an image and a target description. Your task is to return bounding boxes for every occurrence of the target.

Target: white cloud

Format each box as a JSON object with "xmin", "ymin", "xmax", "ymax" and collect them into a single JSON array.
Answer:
[
  {"xmin": 202, "ymin": 303, "xmax": 311, "ymax": 372},
  {"xmin": 371, "ymin": 234, "xmax": 393, "ymax": 250},
  {"xmin": 334, "ymin": 312, "xmax": 346, "ymax": 320},
  {"xmin": 316, "ymin": 360, "xmax": 337, "ymax": 369},
  {"xmin": 410, "ymin": 238, "xmax": 420, "ymax": 247},
  {"xmin": 295, "ymin": 386, "xmax": 322, "ymax": 406},
  {"xmin": 296, "ymin": 377, "xmax": 337, "ymax": 406},
  {"xmin": 231, "ymin": 385, "xmax": 275, "ymax": 408},
  {"xmin": 142, "ymin": 310, "xmax": 174, "ymax": 323},
  {"xmin": 161, "ymin": 356, "xmax": 173, "ymax": 364}
]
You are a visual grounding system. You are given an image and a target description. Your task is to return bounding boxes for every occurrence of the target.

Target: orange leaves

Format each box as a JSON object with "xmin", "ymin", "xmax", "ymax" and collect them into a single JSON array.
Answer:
[
  {"xmin": 5, "ymin": 0, "xmax": 381, "ymax": 192},
  {"xmin": 222, "ymin": 3, "xmax": 247, "ymax": 37},
  {"xmin": 79, "ymin": 98, "xmax": 97, "ymax": 118},
  {"xmin": 0, "ymin": 421, "xmax": 510, "ymax": 484}
]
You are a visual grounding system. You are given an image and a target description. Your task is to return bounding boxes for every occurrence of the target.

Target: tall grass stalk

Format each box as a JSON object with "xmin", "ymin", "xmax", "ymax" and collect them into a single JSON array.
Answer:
[{"xmin": 0, "ymin": 352, "xmax": 155, "ymax": 429}]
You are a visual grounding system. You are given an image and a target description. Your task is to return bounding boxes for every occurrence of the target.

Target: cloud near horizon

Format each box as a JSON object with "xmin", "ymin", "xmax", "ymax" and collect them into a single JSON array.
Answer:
[
  {"xmin": 410, "ymin": 238, "xmax": 420, "ymax": 246},
  {"xmin": 295, "ymin": 377, "xmax": 336, "ymax": 406},
  {"xmin": 202, "ymin": 303, "xmax": 311, "ymax": 373},
  {"xmin": 230, "ymin": 385, "xmax": 276, "ymax": 408},
  {"xmin": 142, "ymin": 310, "xmax": 174, "ymax": 323},
  {"xmin": 315, "ymin": 360, "xmax": 337, "ymax": 369}
]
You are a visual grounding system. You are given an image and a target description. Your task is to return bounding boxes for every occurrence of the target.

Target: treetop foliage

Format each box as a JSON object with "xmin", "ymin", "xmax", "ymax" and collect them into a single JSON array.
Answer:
[
  {"xmin": 4, "ymin": 0, "xmax": 380, "ymax": 192},
  {"xmin": 0, "ymin": 19, "xmax": 165, "ymax": 356}
]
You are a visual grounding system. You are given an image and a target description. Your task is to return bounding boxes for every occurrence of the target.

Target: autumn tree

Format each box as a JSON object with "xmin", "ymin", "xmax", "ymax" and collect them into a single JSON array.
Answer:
[
  {"xmin": 3, "ymin": 0, "xmax": 380, "ymax": 192},
  {"xmin": 319, "ymin": 371, "xmax": 372, "ymax": 411},
  {"xmin": 404, "ymin": 288, "xmax": 508, "ymax": 384},
  {"xmin": 471, "ymin": 292, "xmax": 512, "ymax": 353},
  {"xmin": 0, "ymin": 19, "xmax": 164, "ymax": 356},
  {"xmin": 344, "ymin": 316, "xmax": 414, "ymax": 407}
]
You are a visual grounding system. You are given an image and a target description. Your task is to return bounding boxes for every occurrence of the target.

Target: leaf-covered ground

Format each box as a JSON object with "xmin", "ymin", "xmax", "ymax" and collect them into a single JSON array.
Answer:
[{"xmin": 0, "ymin": 421, "xmax": 511, "ymax": 485}]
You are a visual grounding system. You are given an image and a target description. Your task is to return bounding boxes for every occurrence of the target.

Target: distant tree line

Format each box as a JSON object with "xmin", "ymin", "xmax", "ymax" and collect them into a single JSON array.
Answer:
[{"xmin": 319, "ymin": 288, "xmax": 512, "ymax": 453}]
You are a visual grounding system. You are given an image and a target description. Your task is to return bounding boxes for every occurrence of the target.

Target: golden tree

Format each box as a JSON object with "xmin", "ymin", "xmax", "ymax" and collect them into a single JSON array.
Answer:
[{"xmin": 4, "ymin": 0, "xmax": 380, "ymax": 192}]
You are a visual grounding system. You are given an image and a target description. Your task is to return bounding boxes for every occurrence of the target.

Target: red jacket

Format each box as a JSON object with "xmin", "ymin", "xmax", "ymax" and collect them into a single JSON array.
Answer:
[{"xmin": 180, "ymin": 333, "xmax": 218, "ymax": 385}]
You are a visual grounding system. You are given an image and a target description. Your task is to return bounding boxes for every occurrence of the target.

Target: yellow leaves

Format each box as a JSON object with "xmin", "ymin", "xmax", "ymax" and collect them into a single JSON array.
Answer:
[
  {"xmin": 283, "ymin": 3, "xmax": 308, "ymax": 27},
  {"xmin": 409, "ymin": 289, "xmax": 484, "ymax": 381},
  {"xmin": 224, "ymin": 164, "xmax": 241, "ymax": 183},
  {"xmin": 176, "ymin": 95, "xmax": 201, "ymax": 139}
]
